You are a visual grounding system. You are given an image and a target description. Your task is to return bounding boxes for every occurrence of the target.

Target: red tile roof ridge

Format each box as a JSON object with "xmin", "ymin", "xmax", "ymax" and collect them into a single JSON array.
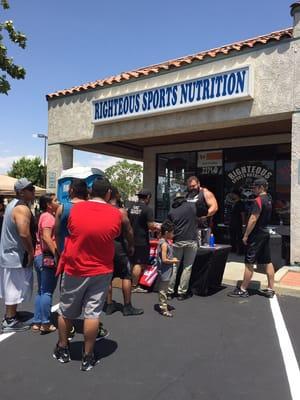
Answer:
[{"xmin": 46, "ymin": 27, "xmax": 293, "ymax": 101}]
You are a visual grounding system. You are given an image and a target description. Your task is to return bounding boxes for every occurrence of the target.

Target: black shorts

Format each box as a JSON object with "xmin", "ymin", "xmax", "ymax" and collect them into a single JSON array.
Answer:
[
  {"xmin": 113, "ymin": 252, "xmax": 131, "ymax": 280},
  {"xmin": 245, "ymin": 231, "xmax": 271, "ymax": 265},
  {"xmin": 130, "ymin": 245, "xmax": 150, "ymax": 265}
]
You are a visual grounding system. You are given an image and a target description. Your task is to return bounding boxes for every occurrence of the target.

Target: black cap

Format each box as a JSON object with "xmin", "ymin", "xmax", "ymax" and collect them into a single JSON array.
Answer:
[
  {"xmin": 137, "ymin": 188, "xmax": 152, "ymax": 197},
  {"xmin": 253, "ymin": 177, "xmax": 268, "ymax": 188}
]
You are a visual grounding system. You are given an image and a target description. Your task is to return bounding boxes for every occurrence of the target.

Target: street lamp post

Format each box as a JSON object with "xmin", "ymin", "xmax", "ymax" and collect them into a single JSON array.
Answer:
[{"xmin": 32, "ymin": 133, "xmax": 48, "ymax": 187}]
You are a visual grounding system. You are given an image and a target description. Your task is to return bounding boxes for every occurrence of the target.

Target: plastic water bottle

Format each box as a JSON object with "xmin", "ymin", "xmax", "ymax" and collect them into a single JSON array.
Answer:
[{"xmin": 209, "ymin": 233, "xmax": 215, "ymax": 248}]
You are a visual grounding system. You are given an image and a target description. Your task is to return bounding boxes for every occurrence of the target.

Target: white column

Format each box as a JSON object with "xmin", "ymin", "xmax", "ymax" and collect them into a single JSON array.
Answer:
[
  {"xmin": 290, "ymin": 2, "xmax": 300, "ymax": 262},
  {"xmin": 47, "ymin": 144, "xmax": 73, "ymax": 191}
]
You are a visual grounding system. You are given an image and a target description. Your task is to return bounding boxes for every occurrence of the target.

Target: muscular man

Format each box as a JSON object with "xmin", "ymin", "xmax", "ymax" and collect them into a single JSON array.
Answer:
[
  {"xmin": 186, "ymin": 176, "xmax": 218, "ymax": 230},
  {"xmin": 228, "ymin": 178, "xmax": 275, "ymax": 298},
  {"xmin": 0, "ymin": 178, "xmax": 36, "ymax": 332}
]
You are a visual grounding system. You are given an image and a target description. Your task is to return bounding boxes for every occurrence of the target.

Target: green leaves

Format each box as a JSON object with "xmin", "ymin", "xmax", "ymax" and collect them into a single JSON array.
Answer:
[
  {"xmin": 105, "ymin": 160, "xmax": 143, "ymax": 201},
  {"xmin": 8, "ymin": 157, "xmax": 46, "ymax": 188},
  {"xmin": 0, "ymin": 1, "xmax": 27, "ymax": 94},
  {"xmin": 1, "ymin": 1, "xmax": 10, "ymax": 10}
]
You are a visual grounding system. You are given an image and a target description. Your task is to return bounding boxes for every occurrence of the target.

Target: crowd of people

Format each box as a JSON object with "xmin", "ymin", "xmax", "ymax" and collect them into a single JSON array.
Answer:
[{"xmin": 0, "ymin": 174, "xmax": 276, "ymax": 371}]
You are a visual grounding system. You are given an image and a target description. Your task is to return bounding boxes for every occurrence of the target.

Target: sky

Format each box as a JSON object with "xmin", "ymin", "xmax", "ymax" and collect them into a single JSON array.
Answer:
[{"xmin": 0, "ymin": 0, "xmax": 294, "ymax": 175}]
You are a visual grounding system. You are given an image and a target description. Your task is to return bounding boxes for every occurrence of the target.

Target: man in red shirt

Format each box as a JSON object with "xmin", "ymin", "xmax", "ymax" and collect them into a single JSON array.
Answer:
[{"xmin": 53, "ymin": 179, "xmax": 122, "ymax": 371}]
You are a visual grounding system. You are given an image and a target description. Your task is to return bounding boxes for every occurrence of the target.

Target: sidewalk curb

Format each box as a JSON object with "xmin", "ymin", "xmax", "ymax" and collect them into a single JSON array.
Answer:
[{"xmin": 222, "ymin": 265, "xmax": 300, "ymax": 298}]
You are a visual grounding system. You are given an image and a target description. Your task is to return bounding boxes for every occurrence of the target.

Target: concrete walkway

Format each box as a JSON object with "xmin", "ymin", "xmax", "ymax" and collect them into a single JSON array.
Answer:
[{"xmin": 223, "ymin": 253, "xmax": 300, "ymax": 297}]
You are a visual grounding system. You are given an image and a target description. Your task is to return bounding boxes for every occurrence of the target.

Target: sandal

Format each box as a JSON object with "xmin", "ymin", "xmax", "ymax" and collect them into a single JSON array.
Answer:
[
  {"xmin": 159, "ymin": 308, "xmax": 173, "ymax": 318},
  {"xmin": 40, "ymin": 324, "xmax": 57, "ymax": 334},
  {"xmin": 31, "ymin": 324, "xmax": 41, "ymax": 332}
]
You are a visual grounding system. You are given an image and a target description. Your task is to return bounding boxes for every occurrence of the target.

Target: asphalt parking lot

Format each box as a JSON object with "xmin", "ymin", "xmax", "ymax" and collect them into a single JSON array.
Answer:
[{"xmin": 0, "ymin": 286, "xmax": 300, "ymax": 400}]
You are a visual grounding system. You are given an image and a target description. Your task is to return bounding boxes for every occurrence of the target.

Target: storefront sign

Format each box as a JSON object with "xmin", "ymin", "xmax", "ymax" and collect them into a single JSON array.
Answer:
[
  {"xmin": 92, "ymin": 66, "xmax": 252, "ymax": 124},
  {"xmin": 227, "ymin": 164, "xmax": 272, "ymax": 184},
  {"xmin": 197, "ymin": 150, "xmax": 223, "ymax": 175}
]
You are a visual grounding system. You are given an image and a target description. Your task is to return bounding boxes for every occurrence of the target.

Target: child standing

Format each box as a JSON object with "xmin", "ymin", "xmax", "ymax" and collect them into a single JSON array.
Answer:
[{"xmin": 156, "ymin": 220, "xmax": 179, "ymax": 317}]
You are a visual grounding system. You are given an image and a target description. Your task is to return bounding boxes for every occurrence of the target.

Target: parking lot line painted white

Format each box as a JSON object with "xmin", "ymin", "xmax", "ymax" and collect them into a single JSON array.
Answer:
[
  {"xmin": 270, "ymin": 296, "xmax": 300, "ymax": 400},
  {"xmin": 0, "ymin": 303, "xmax": 59, "ymax": 343},
  {"xmin": 0, "ymin": 332, "xmax": 15, "ymax": 342}
]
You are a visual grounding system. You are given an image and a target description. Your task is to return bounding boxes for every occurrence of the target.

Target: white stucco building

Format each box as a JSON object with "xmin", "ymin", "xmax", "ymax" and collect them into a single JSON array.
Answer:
[{"xmin": 46, "ymin": 2, "xmax": 300, "ymax": 262}]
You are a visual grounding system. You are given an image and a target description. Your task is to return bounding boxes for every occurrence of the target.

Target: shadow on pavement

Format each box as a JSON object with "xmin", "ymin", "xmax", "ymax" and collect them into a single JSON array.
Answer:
[
  {"xmin": 69, "ymin": 339, "xmax": 118, "ymax": 361},
  {"xmin": 237, "ymin": 280, "xmax": 262, "ymax": 296},
  {"xmin": 17, "ymin": 311, "xmax": 34, "ymax": 322}
]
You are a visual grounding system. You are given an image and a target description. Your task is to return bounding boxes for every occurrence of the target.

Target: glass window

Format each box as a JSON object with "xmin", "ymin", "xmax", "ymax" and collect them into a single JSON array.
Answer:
[
  {"xmin": 156, "ymin": 144, "xmax": 291, "ymax": 227},
  {"xmin": 156, "ymin": 152, "xmax": 196, "ymax": 220},
  {"xmin": 224, "ymin": 160, "xmax": 275, "ymax": 222},
  {"xmin": 274, "ymin": 159, "xmax": 290, "ymax": 225}
]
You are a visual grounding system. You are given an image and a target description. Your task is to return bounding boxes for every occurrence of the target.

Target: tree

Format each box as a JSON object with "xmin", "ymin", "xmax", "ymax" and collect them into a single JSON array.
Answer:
[
  {"xmin": 8, "ymin": 156, "xmax": 46, "ymax": 187},
  {"xmin": 105, "ymin": 160, "xmax": 143, "ymax": 201},
  {"xmin": 0, "ymin": 0, "xmax": 27, "ymax": 94}
]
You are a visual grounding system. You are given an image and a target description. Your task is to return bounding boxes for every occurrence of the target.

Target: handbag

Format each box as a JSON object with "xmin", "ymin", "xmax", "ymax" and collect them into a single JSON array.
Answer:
[
  {"xmin": 139, "ymin": 265, "xmax": 158, "ymax": 287},
  {"xmin": 42, "ymin": 252, "xmax": 56, "ymax": 269}
]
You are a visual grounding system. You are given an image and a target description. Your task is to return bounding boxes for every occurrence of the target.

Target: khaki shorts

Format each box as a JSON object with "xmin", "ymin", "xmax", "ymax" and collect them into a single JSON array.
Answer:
[{"xmin": 58, "ymin": 273, "xmax": 112, "ymax": 319}]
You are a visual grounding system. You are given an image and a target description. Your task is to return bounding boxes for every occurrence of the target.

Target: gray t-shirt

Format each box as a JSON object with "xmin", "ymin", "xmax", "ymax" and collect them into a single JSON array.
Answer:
[{"xmin": 157, "ymin": 238, "xmax": 174, "ymax": 281}]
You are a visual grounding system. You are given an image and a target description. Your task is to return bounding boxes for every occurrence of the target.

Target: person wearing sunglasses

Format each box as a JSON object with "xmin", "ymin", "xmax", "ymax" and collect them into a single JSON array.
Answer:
[{"xmin": 0, "ymin": 178, "xmax": 36, "ymax": 333}]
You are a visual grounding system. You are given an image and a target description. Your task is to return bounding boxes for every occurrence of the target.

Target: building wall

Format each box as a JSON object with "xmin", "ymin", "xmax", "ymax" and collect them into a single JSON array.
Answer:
[{"xmin": 48, "ymin": 40, "xmax": 294, "ymax": 146}]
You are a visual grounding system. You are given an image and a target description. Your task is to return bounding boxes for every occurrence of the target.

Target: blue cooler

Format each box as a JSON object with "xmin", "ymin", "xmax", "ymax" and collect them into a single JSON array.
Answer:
[{"xmin": 57, "ymin": 167, "xmax": 106, "ymax": 204}]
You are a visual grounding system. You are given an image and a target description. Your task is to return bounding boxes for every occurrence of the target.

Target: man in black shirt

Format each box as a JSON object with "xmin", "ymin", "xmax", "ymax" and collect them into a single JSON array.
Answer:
[
  {"xmin": 128, "ymin": 189, "xmax": 157, "ymax": 293},
  {"xmin": 167, "ymin": 192, "xmax": 198, "ymax": 301},
  {"xmin": 106, "ymin": 187, "xmax": 144, "ymax": 315},
  {"xmin": 228, "ymin": 178, "xmax": 275, "ymax": 298}
]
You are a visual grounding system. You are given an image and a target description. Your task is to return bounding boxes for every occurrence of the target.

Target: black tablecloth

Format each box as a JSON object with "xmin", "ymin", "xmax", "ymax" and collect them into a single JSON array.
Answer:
[{"xmin": 189, "ymin": 244, "xmax": 231, "ymax": 296}]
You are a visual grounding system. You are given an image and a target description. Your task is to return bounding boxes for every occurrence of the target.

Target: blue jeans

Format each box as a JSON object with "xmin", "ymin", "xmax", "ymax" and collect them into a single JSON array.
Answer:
[{"xmin": 33, "ymin": 254, "xmax": 58, "ymax": 324}]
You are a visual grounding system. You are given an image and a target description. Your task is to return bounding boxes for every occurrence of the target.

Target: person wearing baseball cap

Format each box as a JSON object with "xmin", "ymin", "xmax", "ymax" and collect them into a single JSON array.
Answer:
[
  {"xmin": 0, "ymin": 178, "xmax": 36, "ymax": 333},
  {"xmin": 14, "ymin": 177, "xmax": 35, "ymax": 193},
  {"xmin": 228, "ymin": 177, "xmax": 275, "ymax": 299}
]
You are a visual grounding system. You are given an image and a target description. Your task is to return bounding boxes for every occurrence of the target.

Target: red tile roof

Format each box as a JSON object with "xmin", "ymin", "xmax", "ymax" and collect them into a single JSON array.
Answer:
[{"xmin": 46, "ymin": 27, "xmax": 293, "ymax": 100}]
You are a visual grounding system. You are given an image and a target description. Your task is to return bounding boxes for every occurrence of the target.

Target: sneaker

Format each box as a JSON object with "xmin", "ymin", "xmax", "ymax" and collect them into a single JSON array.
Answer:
[
  {"xmin": 131, "ymin": 286, "xmax": 148, "ymax": 293},
  {"xmin": 228, "ymin": 287, "xmax": 249, "ymax": 298},
  {"xmin": 260, "ymin": 289, "xmax": 275, "ymax": 298},
  {"xmin": 53, "ymin": 343, "xmax": 71, "ymax": 363},
  {"xmin": 96, "ymin": 323, "xmax": 109, "ymax": 341},
  {"xmin": 81, "ymin": 353, "xmax": 99, "ymax": 372},
  {"xmin": 123, "ymin": 303, "xmax": 144, "ymax": 316},
  {"xmin": 1, "ymin": 317, "xmax": 30, "ymax": 333},
  {"xmin": 105, "ymin": 300, "xmax": 118, "ymax": 315},
  {"xmin": 68, "ymin": 325, "xmax": 76, "ymax": 341}
]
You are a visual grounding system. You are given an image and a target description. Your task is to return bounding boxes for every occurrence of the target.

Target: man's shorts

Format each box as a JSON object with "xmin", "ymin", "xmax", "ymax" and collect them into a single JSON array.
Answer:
[
  {"xmin": 58, "ymin": 273, "xmax": 112, "ymax": 319},
  {"xmin": 130, "ymin": 245, "xmax": 150, "ymax": 265},
  {"xmin": 245, "ymin": 231, "xmax": 271, "ymax": 265},
  {"xmin": 0, "ymin": 267, "xmax": 33, "ymax": 305},
  {"xmin": 113, "ymin": 252, "xmax": 131, "ymax": 279}
]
